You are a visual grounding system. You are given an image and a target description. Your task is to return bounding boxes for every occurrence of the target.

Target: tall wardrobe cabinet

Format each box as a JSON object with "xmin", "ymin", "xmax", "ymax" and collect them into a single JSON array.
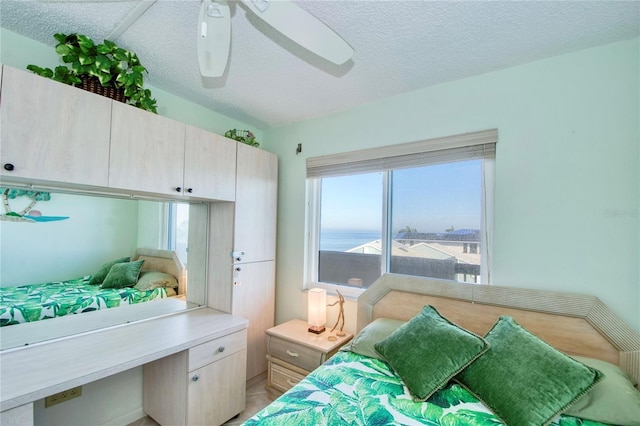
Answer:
[{"xmin": 232, "ymin": 143, "xmax": 278, "ymax": 381}]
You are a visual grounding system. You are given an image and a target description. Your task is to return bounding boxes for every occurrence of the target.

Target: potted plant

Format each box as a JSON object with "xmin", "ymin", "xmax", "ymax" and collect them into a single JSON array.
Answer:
[
  {"xmin": 224, "ymin": 129, "xmax": 260, "ymax": 147},
  {"xmin": 27, "ymin": 33, "xmax": 157, "ymax": 113}
]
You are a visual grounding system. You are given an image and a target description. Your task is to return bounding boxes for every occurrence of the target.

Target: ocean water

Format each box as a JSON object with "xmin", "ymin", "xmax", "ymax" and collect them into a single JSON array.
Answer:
[{"xmin": 320, "ymin": 230, "xmax": 381, "ymax": 252}]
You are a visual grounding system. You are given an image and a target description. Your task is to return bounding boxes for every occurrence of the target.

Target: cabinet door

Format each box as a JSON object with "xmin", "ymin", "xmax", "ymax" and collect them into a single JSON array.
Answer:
[
  {"xmin": 187, "ymin": 349, "xmax": 247, "ymax": 426},
  {"xmin": 0, "ymin": 66, "xmax": 111, "ymax": 186},
  {"xmin": 232, "ymin": 260, "xmax": 275, "ymax": 380},
  {"xmin": 109, "ymin": 101, "xmax": 186, "ymax": 196},
  {"xmin": 234, "ymin": 143, "xmax": 278, "ymax": 263},
  {"xmin": 184, "ymin": 125, "xmax": 236, "ymax": 201},
  {"xmin": 0, "ymin": 403, "xmax": 34, "ymax": 426},
  {"xmin": 143, "ymin": 351, "xmax": 188, "ymax": 426}
]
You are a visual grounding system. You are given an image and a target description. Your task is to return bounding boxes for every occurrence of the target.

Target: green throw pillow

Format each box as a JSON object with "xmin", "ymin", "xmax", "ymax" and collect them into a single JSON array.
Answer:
[
  {"xmin": 134, "ymin": 271, "xmax": 178, "ymax": 291},
  {"xmin": 456, "ymin": 316, "xmax": 604, "ymax": 426},
  {"xmin": 101, "ymin": 260, "xmax": 145, "ymax": 289},
  {"xmin": 342, "ymin": 317, "xmax": 406, "ymax": 360},
  {"xmin": 564, "ymin": 355, "xmax": 640, "ymax": 425},
  {"xmin": 88, "ymin": 256, "xmax": 130, "ymax": 285},
  {"xmin": 374, "ymin": 305, "xmax": 489, "ymax": 401}
]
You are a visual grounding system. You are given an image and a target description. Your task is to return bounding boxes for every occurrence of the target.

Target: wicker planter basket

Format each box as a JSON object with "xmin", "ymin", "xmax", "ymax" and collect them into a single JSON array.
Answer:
[{"xmin": 79, "ymin": 76, "xmax": 127, "ymax": 104}]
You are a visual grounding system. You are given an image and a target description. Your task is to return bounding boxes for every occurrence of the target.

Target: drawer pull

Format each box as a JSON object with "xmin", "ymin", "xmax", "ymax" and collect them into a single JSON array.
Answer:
[
  {"xmin": 286, "ymin": 350, "xmax": 299, "ymax": 358},
  {"xmin": 218, "ymin": 346, "xmax": 225, "ymax": 353},
  {"xmin": 286, "ymin": 379, "xmax": 299, "ymax": 387},
  {"xmin": 192, "ymin": 374, "xmax": 199, "ymax": 382}
]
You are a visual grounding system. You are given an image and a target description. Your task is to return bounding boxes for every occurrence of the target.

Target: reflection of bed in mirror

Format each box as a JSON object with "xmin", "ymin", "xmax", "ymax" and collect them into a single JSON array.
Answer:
[{"xmin": 0, "ymin": 248, "xmax": 184, "ymax": 327}]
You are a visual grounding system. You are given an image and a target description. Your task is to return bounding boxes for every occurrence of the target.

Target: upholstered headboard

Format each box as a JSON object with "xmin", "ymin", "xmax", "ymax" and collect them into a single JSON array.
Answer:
[
  {"xmin": 357, "ymin": 273, "xmax": 640, "ymax": 387},
  {"xmin": 132, "ymin": 248, "xmax": 185, "ymax": 294}
]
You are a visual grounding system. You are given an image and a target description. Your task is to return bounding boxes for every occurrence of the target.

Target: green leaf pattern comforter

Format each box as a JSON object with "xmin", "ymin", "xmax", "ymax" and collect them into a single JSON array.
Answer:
[
  {"xmin": 0, "ymin": 276, "xmax": 167, "ymax": 326},
  {"xmin": 246, "ymin": 351, "xmax": 608, "ymax": 426}
]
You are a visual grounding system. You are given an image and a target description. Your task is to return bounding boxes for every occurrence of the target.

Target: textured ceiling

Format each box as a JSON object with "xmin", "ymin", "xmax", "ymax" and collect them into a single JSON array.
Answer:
[{"xmin": 1, "ymin": 1, "xmax": 639, "ymax": 129}]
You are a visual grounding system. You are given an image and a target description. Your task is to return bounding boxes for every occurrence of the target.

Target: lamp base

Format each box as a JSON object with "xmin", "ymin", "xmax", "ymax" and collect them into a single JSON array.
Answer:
[{"xmin": 308, "ymin": 325, "xmax": 326, "ymax": 334}]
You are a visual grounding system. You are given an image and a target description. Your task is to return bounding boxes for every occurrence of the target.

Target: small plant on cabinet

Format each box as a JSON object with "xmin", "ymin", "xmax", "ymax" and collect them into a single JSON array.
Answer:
[{"xmin": 224, "ymin": 129, "xmax": 260, "ymax": 147}]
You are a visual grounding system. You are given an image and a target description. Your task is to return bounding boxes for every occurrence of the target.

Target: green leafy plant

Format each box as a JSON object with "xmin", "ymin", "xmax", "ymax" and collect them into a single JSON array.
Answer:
[
  {"xmin": 224, "ymin": 129, "xmax": 260, "ymax": 147},
  {"xmin": 27, "ymin": 33, "xmax": 157, "ymax": 113}
]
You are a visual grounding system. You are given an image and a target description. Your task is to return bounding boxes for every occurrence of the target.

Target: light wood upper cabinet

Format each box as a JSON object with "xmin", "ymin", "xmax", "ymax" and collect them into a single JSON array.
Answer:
[
  {"xmin": 0, "ymin": 65, "xmax": 245, "ymax": 203},
  {"xmin": 233, "ymin": 143, "xmax": 278, "ymax": 263},
  {"xmin": 109, "ymin": 103, "xmax": 237, "ymax": 201},
  {"xmin": 184, "ymin": 125, "xmax": 236, "ymax": 201},
  {"xmin": 0, "ymin": 66, "xmax": 111, "ymax": 187},
  {"xmin": 109, "ymin": 101, "xmax": 186, "ymax": 197}
]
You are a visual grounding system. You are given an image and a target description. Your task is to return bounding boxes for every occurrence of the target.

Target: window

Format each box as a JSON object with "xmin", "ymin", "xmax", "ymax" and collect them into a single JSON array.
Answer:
[
  {"xmin": 306, "ymin": 129, "xmax": 496, "ymax": 296},
  {"xmin": 167, "ymin": 202, "xmax": 189, "ymax": 266}
]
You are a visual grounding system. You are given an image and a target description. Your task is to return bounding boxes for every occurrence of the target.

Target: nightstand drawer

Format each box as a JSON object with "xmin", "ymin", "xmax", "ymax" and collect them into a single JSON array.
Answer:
[
  {"xmin": 268, "ymin": 336, "xmax": 323, "ymax": 371},
  {"xmin": 189, "ymin": 329, "xmax": 247, "ymax": 371},
  {"xmin": 270, "ymin": 363, "xmax": 305, "ymax": 393}
]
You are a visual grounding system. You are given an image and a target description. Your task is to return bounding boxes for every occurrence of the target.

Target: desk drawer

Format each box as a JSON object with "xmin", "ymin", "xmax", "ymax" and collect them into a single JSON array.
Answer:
[
  {"xmin": 270, "ymin": 363, "xmax": 305, "ymax": 393},
  {"xmin": 189, "ymin": 329, "xmax": 247, "ymax": 371},
  {"xmin": 268, "ymin": 336, "xmax": 323, "ymax": 372}
]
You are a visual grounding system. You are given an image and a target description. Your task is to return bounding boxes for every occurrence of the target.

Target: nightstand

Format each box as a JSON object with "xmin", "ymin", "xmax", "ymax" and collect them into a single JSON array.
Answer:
[{"xmin": 265, "ymin": 319, "xmax": 353, "ymax": 393}]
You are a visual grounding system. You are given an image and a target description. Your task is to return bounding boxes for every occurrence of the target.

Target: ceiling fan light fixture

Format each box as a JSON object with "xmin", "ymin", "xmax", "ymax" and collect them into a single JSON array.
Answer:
[
  {"xmin": 197, "ymin": 0, "xmax": 231, "ymax": 77},
  {"xmin": 206, "ymin": 1, "xmax": 224, "ymax": 18}
]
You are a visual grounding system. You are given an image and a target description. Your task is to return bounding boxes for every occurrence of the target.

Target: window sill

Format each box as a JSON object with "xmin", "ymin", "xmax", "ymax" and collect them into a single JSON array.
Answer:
[{"xmin": 304, "ymin": 281, "xmax": 365, "ymax": 301}]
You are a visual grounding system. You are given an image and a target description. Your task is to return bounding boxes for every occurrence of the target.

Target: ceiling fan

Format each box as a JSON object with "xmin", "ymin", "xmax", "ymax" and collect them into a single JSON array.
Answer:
[{"xmin": 197, "ymin": 0, "xmax": 354, "ymax": 78}]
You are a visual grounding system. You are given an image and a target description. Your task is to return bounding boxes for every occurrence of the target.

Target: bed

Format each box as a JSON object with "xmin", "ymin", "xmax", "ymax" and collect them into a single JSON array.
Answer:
[
  {"xmin": 247, "ymin": 274, "xmax": 640, "ymax": 426},
  {"xmin": 0, "ymin": 248, "xmax": 184, "ymax": 327}
]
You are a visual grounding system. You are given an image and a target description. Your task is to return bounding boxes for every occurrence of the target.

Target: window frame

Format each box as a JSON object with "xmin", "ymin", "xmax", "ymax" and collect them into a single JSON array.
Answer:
[{"xmin": 304, "ymin": 129, "xmax": 497, "ymax": 297}]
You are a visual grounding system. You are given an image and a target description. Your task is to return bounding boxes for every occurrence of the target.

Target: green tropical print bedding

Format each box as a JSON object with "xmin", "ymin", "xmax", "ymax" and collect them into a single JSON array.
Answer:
[
  {"xmin": 245, "ymin": 351, "xmax": 609, "ymax": 426},
  {"xmin": 0, "ymin": 276, "xmax": 167, "ymax": 326}
]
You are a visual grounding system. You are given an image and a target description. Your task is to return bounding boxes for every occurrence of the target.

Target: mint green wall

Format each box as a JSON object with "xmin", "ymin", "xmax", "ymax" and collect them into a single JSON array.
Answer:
[
  {"xmin": 263, "ymin": 38, "xmax": 640, "ymax": 334},
  {"xmin": 0, "ymin": 29, "xmax": 262, "ymax": 140}
]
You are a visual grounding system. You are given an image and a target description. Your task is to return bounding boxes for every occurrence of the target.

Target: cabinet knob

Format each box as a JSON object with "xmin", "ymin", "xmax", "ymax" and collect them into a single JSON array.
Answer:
[
  {"xmin": 192, "ymin": 374, "xmax": 199, "ymax": 382},
  {"xmin": 176, "ymin": 187, "xmax": 182, "ymax": 193},
  {"xmin": 187, "ymin": 188, "xmax": 193, "ymax": 193},
  {"xmin": 218, "ymin": 346, "xmax": 225, "ymax": 353},
  {"xmin": 3, "ymin": 163, "xmax": 15, "ymax": 171},
  {"xmin": 235, "ymin": 267, "xmax": 241, "ymax": 272}
]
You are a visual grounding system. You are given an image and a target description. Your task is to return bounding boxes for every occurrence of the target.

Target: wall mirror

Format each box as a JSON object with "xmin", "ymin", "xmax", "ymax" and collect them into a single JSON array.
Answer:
[{"xmin": 0, "ymin": 189, "xmax": 208, "ymax": 350}]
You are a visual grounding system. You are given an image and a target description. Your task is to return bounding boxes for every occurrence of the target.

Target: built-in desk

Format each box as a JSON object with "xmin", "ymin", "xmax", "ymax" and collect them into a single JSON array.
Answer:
[{"xmin": 0, "ymin": 306, "xmax": 248, "ymax": 425}]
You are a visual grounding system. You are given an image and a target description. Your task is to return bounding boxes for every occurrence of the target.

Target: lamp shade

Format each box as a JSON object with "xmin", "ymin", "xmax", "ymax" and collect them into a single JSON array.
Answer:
[{"xmin": 308, "ymin": 288, "xmax": 326, "ymax": 333}]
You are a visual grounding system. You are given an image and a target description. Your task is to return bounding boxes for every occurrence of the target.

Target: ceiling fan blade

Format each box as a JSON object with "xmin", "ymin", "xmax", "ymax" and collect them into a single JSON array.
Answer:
[
  {"xmin": 197, "ymin": 0, "xmax": 231, "ymax": 77},
  {"xmin": 240, "ymin": 0, "xmax": 353, "ymax": 65}
]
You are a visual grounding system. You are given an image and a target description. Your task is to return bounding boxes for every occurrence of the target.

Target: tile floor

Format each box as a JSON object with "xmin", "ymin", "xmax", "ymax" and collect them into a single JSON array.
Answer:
[{"xmin": 128, "ymin": 377, "xmax": 276, "ymax": 426}]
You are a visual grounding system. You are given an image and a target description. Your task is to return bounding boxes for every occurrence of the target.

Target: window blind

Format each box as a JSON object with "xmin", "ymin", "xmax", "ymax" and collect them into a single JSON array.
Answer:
[{"xmin": 307, "ymin": 129, "xmax": 498, "ymax": 178}]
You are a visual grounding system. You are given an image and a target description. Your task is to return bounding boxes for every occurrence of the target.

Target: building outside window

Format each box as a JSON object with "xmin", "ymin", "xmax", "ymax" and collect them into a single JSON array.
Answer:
[{"xmin": 305, "ymin": 129, "xmax": 497, "ymax": 297}]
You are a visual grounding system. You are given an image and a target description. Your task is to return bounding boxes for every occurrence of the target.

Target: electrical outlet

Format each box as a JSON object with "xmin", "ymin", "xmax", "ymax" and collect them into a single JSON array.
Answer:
[{"xmin": 44, "ymin": 386, "xmax": 82, "ymax": 407}]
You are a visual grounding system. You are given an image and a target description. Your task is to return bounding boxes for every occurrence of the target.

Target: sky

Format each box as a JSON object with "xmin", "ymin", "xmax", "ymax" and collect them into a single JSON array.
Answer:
[{"xmin": 320, "ymin": 159, "xmax": 482, "ymax": 234}]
